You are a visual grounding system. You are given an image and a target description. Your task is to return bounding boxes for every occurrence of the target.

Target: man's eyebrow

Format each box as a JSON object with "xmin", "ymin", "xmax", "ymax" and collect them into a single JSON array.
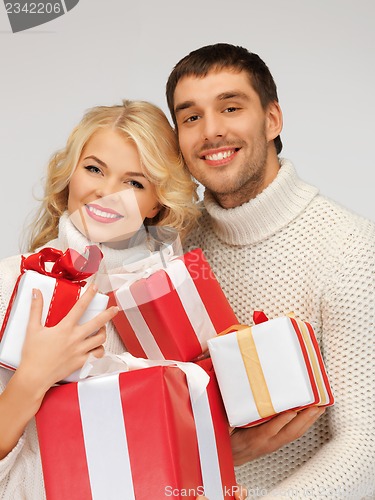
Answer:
[
  {"xmin": 174, "ymin": 100, "xmax": 195, "ymax": 114},
  {"xmin": 174, "ymin": 91, "xmax": 250, "ymax": 114},
  {"xmin": 217, "ymin": 91, "xmax": 250, "ymax": 101}
]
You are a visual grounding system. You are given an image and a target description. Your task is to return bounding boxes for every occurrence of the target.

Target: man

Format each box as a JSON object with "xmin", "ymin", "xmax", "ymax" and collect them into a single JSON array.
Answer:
[{"xmin": 166, "ymin": 44, "xmax": 375, "ymax": 498}]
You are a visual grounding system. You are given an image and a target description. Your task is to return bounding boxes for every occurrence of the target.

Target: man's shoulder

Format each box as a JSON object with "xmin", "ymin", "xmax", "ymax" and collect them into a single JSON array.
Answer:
[
  {"xmin": 309, "ymin": 194, "xmax": 375, "ymax": 242},
  {"xmin": 183, "ymin": 203, "xmax": 212, "ymax": 251}
]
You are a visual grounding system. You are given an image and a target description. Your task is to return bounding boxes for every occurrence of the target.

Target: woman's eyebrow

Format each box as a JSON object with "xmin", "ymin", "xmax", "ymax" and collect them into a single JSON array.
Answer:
[
  {"xmin": 84, "ymin": 155, "xmax": 107, "ymax": 168},
  {"xmin": 83, "ymin": 158, "xmax": 147, "ymax": 180},
  {"xmin": 125, "ymin": 172, "xmax": 147, "ymax": 178}
]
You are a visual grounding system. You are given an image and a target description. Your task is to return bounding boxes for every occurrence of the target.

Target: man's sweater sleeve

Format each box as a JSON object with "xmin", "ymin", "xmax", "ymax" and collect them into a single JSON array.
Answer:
[{"xmin": 264, "ymin": 221, "xmax": 375, "ymax": 499}]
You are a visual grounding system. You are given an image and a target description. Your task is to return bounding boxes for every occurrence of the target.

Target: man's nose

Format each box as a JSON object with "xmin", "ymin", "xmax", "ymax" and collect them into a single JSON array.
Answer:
[{"xmin": 202, "ymin": 112, "xmax": 225, "ymax": 141}]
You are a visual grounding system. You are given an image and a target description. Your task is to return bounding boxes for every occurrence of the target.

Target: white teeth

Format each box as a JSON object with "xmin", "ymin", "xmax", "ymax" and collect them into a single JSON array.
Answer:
[
  {"xmin": 205, "ymin": 150, "xmax": 235, "ymax": 161},
  {"xmin": 87, "ymin": 205, "xmax": 120, "ymax": 219}
]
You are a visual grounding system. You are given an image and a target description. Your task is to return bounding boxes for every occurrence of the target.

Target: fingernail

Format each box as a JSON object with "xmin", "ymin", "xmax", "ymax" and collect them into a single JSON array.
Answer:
[
  {"xmin": 32, "ymin": 288, "xmax": 38, "ymax": 299},
  {"xmin": 92, "ymin": 284, "xmax": 98, "ymax": 292},
  {"xmin": 285, "ymin": 411, "xmax": 297, "ymax": 421},
  {"xmin": 310, "ymin": 406, "xmax": 324, "ymax": 416},
  {"xmin": 194, "ymin": 351, "xmax": 210, "ymax": 361}
]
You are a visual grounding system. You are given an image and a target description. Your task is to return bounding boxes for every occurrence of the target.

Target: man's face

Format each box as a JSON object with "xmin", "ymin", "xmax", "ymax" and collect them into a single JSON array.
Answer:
[{"xmin": 173, "ymin": 69, "xmax": 281, "ymax": 207}]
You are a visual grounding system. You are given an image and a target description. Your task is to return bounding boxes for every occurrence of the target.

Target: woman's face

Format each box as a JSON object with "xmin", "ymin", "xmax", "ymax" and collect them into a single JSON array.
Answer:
[{"xmin": 68, "ymin": 127, "xmax": 160, "ymax": 243}]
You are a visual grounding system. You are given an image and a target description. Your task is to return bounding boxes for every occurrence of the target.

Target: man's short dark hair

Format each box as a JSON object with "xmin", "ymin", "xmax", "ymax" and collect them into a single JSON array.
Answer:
[{"xmin": 166, "ymin": 43, "xmax": 282, "ymax": 154}]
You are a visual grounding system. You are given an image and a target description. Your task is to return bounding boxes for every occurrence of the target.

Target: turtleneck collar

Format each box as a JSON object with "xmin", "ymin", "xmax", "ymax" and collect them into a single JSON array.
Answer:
[
  {"xmin": 50, "ymin": 212, "xmax": 151, "ymax": 272},
  {"xmin": 203, "ymin": 159, "xmax": 319, "ymax": 246}
]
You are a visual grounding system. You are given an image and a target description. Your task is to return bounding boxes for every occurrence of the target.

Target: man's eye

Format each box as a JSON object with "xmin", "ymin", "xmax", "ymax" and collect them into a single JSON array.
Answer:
[
  {"xmin": 127, "ymin": 180, "xmax": 144, "ymax": 189},
  {"xmin": 84, "ymin": 165, "xmax": 102, "ymax": 174},
  {"xmin": 185, "ymin": 115, "xmax": 200, "ymax": 123},
  {"xmin": 224, "ymin": 107, "xmax": 239, "ymax": 113}
]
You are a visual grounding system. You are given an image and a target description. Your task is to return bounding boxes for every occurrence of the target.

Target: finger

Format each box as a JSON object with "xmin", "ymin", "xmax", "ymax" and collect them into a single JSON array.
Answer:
[
  {"xmin": 77, "ymin": 305, "xmax": 119, "ymax": 338},
  {"xmin": 234, "ymin": 485, "xmax": 248, "ymax": 500},
  {"xmin": 279, "ymin": 407, "xmax": 325, "ymax": 441},
  {"xmin": 83, "ymin": 326, "xmax": 107, "ymax": 352},
  {"xmin": 258, "ymin": 410, "xmax": 297, "ymax": 438},
  {"xmin": 63, "ymin": 284, "xmax": 101, "ymax": 324},
  {"xmin": 192, "ymin": 349, "xmax": 210, "ymax": 362},
  {"xmin": 27, "ymin": 288, "xmax": 44, "ymax": 332},
  {"xmin": 88, "ymin": 345, "xmax": 105, "ymax": 359}
]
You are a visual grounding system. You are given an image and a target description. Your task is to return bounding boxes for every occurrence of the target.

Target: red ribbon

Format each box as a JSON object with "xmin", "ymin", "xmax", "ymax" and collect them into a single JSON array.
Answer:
[
  {"xmin": 253, "ymin": 310, "xmax": 269, "ymax": 325},
  {"xmin": 0, "ymin": 245, "xmax": 103, "ymax": 341},
  {"xmin": 20, "ymin": 245, "xmax": 103, "ymax": 283}
]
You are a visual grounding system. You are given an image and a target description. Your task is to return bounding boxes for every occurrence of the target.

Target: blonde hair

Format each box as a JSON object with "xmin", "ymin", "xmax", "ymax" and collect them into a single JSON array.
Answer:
[{"xmin": 27, "ymin": 100, "xmax": 200, "ymax": 251}]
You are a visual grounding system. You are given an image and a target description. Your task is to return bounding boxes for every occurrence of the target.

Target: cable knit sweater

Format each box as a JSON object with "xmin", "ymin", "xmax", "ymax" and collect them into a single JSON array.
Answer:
[
  {"xmin": 184, "ymin": 159, "xmax": 375, "ymax": 499},
  {"xmin": 0, "ymin": 214, "xmax": 147, "ymax": 499}
]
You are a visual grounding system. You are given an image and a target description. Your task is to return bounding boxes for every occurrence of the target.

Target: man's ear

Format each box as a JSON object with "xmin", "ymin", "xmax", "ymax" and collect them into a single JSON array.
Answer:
[{"xmin": 266, "ymin": 101, "xmax": 283, "ymax": 142}]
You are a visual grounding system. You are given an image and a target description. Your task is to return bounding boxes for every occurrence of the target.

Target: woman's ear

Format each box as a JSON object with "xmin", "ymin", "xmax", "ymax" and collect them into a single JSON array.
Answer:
[
  {"xmin": 266, "ymin": 101, "xmax": 283, "ymax": 142},
  {"xmin": 145, "ymin": 204, "xmax": 161, "ymax": 219}
]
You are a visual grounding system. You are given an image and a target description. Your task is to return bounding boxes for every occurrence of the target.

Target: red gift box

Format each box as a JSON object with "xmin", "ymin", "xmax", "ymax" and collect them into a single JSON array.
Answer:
[
  {"xmin": 36, "ymin": 363, "xmax": 236, "ymax": 500},
  {"xmin": 108, "ymin": 248, "xmax": 238, "ymax": 361}
]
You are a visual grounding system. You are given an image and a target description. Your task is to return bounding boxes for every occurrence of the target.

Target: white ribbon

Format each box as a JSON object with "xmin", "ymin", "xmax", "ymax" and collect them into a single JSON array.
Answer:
[
  {"xmin": 182, "ymin": 363, "xmax": 224, "ymax": 500},
  {"xmin": 78, "ymin": 374, "xmax": 135, "ymax": 500},
  {"xmin": 166, "ymin": 260, "xmax": 217, "ymax": 349},
  {"xmin": 77, "ymin": 353, "xmax": 224, "ymax": 499},
  {"xmin": 98, "ymin": 245, "xmax": 176, "ymax": 293},
  {"xmin": 115, "ymin": 284, "xmax": 165, "ymax": 359}
]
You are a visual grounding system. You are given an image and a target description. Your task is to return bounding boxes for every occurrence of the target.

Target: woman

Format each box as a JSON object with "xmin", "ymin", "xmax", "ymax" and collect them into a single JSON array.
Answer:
[{"xmin": 0, "ymin": 99, "xmax": 201, "ymax": 497}]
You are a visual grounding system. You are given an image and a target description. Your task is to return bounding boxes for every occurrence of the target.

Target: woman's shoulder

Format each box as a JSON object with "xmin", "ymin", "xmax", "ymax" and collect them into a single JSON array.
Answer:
[
  {"xmin": 0, "ymin": 253, "xmax": 24, "ymax": 279},
  {"xmin": 0, "ymin": 253, "xmax": 26, "ymax": 321}
]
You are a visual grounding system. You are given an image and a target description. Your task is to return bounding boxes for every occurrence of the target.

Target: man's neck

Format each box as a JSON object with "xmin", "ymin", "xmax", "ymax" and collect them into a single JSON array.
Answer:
[{"xmin": 213, "ymin": 156, "xmax": 281, "ymax": 209}]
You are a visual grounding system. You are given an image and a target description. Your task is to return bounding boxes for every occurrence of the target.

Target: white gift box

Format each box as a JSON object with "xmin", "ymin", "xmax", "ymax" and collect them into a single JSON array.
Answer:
[
  {"xmin": 0, "ymin": 270, "xmax": 108, "ymax": 382},
  {"xmin": 207, "ymin": 316, "xmax": 334, "ymax": 427}
]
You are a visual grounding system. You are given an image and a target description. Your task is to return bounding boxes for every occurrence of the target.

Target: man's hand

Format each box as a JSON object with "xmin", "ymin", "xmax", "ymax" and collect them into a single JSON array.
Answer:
[
  {"xmin": 197, "ymin": 484, "xmax": 247, "ymax": 499},
  {"xmin": 230, "ymin": 407, "xmax": 325, "ymax": 465}
]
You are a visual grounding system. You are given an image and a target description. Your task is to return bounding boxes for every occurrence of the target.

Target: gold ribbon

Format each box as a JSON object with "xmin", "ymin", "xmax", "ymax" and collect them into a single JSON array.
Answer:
[{"xmin": 235, "ymin": 326, "xmax": 276, "ymax": 419}]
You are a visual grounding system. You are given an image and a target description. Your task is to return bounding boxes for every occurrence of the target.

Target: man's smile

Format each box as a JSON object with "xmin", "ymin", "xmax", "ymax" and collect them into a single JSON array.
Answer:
[{"xmin": 199, "ymin": 147, "xmax": 241, "ymax": 166}]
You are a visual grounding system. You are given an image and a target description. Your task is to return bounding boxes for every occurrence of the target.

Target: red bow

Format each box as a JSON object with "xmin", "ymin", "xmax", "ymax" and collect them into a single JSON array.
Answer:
[{"xmin": 20, "ymin": 245, "xmax": 103, "ymax": 284}]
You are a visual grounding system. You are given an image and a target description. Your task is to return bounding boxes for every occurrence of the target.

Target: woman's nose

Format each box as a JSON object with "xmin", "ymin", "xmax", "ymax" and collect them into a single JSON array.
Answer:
[{"xmin": 95, "ymin": 181, "xmax": 121, "ymax": 199}]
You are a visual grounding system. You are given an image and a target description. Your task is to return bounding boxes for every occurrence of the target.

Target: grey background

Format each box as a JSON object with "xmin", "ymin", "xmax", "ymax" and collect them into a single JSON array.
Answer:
[{"xmin": 0, "ymin": 0, "xmax": 374, "ymax": 259}]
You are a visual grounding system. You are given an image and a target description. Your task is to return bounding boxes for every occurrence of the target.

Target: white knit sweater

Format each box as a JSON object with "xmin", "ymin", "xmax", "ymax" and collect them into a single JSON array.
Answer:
[
  {"xmin": 185, "ymin": 159, "xmax": 375, "ymax": 499},
  {"xmin": 0, "ymin": 214, "xmax": 144, "ymax": 499}
]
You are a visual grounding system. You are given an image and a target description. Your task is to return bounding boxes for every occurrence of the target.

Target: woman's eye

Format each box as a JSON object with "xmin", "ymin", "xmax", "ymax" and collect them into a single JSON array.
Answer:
[
  {"xmin": 127, "ymin": 180, "xmax": 144, "ymax": 189},
  {"xmin": 84, "ymin": 165, "xmax": 102, "ymax": 174}
]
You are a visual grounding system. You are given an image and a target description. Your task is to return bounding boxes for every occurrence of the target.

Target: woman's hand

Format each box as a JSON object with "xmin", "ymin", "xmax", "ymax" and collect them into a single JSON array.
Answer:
[
  {"xmin": 18, "ymin": 284, "xmax": 119, "ymax": 393},
  {"xmin": 0, "ymin": 284, "xmax": 118, "ymax": 460}
]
